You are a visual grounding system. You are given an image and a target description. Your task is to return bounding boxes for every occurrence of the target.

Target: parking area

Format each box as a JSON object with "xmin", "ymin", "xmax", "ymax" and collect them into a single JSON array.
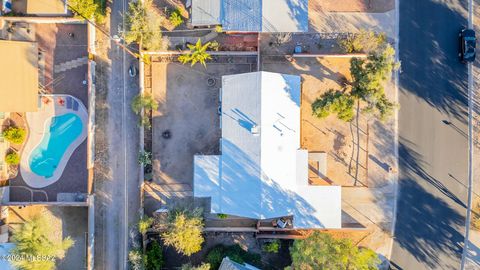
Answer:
[
  {"xmin": 4, "ymin": 22, "xmax": 89, "ymax": 202},
  {"xmin": 144, "ymin": 57, "xmax": 256, "ymax": 214},
  {"xmin": 7, "ymin": 205, "xmax": 88, "ymax": 270}
]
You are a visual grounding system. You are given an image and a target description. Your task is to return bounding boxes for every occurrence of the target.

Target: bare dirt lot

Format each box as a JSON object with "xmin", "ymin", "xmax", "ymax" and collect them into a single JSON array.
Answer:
[{"xmin": 144, "ymin": 57, "xmax": 256, "ymax": 214}]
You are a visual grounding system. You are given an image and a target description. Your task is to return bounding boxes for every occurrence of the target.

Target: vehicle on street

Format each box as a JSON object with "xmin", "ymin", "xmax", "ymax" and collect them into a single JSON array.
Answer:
[{"xmin": 459, "ymin": 28, "xmax": 476, "ymax": 63}]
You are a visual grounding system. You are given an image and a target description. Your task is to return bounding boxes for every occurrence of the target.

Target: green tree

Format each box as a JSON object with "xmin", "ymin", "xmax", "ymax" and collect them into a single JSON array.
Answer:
[
  {"xmin": 146, "ymin": 241, "xmax": 163, "ymax": 270},
  {"xmin": 138, "ymin": 216, "xmax": 154, "ymax": 234},
  {"xmin": 5, "ymin": 152, "xmax": 20, "ymax": 165},
  {"xmin": 169, "ymin": 9, "xmax": 184, "ymax": 28},
  {"xmin": 68, "ymin": 0, "xmax": 98, "ymax": 19},
  {"xmin": 124, "ymin": 0, "xmax": 163, "ymax": 51},
  {"xmin": 286, "ymin": 232, "xmax": 380, "ymax": 270},
  {"xmin": 181, "ymin": 263, "xmax": 211, "ymax": 270},
  {"xmin": 178, "ymin": 39, "xmax": 212, "ymax": 67},
  {"xmin": 129, "ymin": 249, "xmax": 147, "ymax": 270},
  {"xmin": 11, "ymin": 215, "xmax": 74, "ymax": 270},
  {"xmin": 160, "ymin": 208, "xmax": 204, "ymax": 256},
  {"xmin": 350, "ymin": 44, "xmax": 398, "ymax": 121},
  {"xmin": 339, "ymin": 29, "xmax": 387, "ymax": 53},
  {"xmin": 3, "ymin": 126, "xmax": 26, "ymax": 144},
  {"xmin": 311, "ymin": 89, "xmax": 355, "ymax": 122}
]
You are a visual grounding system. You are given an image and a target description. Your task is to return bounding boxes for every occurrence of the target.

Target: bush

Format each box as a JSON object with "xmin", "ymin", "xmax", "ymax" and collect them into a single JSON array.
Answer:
[
  {"xmin": 287, "ymin": 232, "xmax": 380, "ymax": 270},
  {"xmin": 5, "ymin": 152, "xmax": 20, "ymax": 165},
  {"xmin": 262, "ymin": 240, "xmax": 280, "ymax": 253},
  {"xmin": 129, "ymin": 249, "xmax": 147, "ymax": 270},
  {"xmin": 138, "ymin": 216, "xmax": 154, "ymax": 234},
  {"xmin": 138, "ymin": 151, "xmax": 153, "ymax": 166},
  {"xmin": 146, "ymin": 241, "xmax": 163, "ymax": 270},
  {"xmin": 160, "ymin": 208, "xmax": 205, "ymax": 256},
  {"xmin": 131, "ymin": 94, "xmax": 159, "ymax": 115},
  {"xmin": 206, "ymin": 244, "xmax": 261, "ymax": 270},
  {"xmin": 216, "ymin": 213, "xmax": 228, "ymax": 219},
  {"xmin": 3, "ymin": 127, "xmax": 26, "ymax": 144},
  {"xmin": 338, "ymin": 29, "xmax": 386, "ymax": 53},
  {"xmin": 169, "ymin": 9, "xmax": 184, "ymax": 28}
]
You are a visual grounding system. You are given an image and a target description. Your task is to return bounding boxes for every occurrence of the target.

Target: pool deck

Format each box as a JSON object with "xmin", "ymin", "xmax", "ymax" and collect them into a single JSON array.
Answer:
[{"xmin": 9, "ymin": 95, "xmax": 88, "ymax": 202}]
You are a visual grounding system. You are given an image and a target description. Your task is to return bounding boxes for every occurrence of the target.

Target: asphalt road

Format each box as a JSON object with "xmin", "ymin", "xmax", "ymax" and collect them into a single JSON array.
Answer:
[{"xmin": 390, "ymin": 0, "xmax": 471, "ymax": 269}]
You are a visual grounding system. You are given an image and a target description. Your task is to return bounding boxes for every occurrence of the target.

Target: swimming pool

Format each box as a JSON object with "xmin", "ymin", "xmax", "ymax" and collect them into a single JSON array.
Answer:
[{"xmin": 28, "ymin": 113, "xmax": 83, "ymax": 178}]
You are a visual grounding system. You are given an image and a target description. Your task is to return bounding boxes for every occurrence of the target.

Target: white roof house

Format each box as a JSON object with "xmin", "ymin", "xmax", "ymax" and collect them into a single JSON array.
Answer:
[
  {"xmin": 194, "ymin": 72, "xmax": 341, "ymax": 229},
  {"xmin": 191, "ymin": 0, "xmax": 308, "ymax": 32}
]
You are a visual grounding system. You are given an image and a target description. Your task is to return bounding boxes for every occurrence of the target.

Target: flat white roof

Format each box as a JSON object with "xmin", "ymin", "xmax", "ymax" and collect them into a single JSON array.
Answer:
[{"xmin": 194, "ymin": 71, "xmax": 341, "ymax": 229}]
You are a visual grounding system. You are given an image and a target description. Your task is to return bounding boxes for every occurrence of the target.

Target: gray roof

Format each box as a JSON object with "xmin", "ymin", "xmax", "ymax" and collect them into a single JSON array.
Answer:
[
  {"xmin": 219, "ymin": 257, "xmax": 261, "ymax": 270},
  {"xmin": 191, "ymin": 0, "xmax": 221, "ymax": 26},
  {"xmin": 191, "ymin": 0, "xmax": 308, "ymax": 32}
]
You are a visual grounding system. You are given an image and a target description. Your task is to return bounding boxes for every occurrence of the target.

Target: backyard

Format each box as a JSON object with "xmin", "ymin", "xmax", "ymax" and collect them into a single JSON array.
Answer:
[{"xmin": 143, "ymin": 56, "xmax": 257, "ymax": 214}]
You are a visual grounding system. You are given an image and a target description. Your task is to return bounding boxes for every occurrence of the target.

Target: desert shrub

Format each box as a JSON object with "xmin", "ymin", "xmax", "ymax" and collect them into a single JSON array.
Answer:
[
  {"xmin": 160, "ymin": 208, "xmax": 204, "ymax": 256},
  {"xmin": 146, "ymin": 241, "xmax": 163, "ymax": 270},
  {"xmin": 138, "ymin": 216, "xmax": 154, "ymax": 234},
  {"xmin": 169, "ymin": 9, "xmax": 184, "ymax": 28},
  {"xmin": 3, "ymin": 126, "xmax": 26, "ymax": 144},
  {"xmin": 129, "ymin": 249, "xmax": 147, "ymax": 270},
  {"xmin": 181, "ymin": 263, "xmax": 211, "ymax": 270},
  {"xmin": 262, "ymin": 239, "xmax": 280, "ymax": 253},
  {"xmin": 5, "ymin": 152, "xmax": 20, "ymax": 165},
  {"xmin": 338, "ymin": 29, "xmax": 386, "ymax": 53},
  {"xmin": 311, "ymin": 90, "xmax": 355, "ymax": 122}
]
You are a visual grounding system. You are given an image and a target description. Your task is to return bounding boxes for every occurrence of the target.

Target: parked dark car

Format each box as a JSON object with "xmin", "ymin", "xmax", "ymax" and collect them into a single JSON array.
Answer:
[{"xmin": 459, "ymin": 28, "xmax": 476, "ymax": 63}]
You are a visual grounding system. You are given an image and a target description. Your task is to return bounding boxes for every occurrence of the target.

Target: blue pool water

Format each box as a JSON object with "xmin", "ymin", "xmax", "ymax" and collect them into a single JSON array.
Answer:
[{"xmin": 29, "ymin": 113, "xmax": 83, "ymax": 178}]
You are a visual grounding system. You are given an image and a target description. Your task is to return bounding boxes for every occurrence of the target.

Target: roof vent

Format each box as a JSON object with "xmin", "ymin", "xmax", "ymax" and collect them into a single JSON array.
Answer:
[{"xmin": 251, "ymin": 125, "xmax": 260, "ymax": 136}]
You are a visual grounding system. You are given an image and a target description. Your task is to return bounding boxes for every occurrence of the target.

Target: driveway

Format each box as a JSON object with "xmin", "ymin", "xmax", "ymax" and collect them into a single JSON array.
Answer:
[{"xmin": 390, "ymin": 0, "xmax": 469, "ymax": 269}]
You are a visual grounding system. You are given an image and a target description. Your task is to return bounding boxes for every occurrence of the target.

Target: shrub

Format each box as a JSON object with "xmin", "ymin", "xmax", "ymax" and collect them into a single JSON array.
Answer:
[
  {"xmin": 169, "ymin": 9, "xmax": 184, "ymax": 28},
  {"xmin": 338, "ymin": 29, "xmax": 387, "ymax": 53},
  {"xmin": 262, "ymin": 239, "xmax": 280, "ymax": 253},
  {"xmin": 138, "ymin": 151, "xmax": 153, "ymax": 166},
  {"xmin": 287, "ymin": 232, "xmax": 380, "ymax": 270},
  {"xmin": 215, "ymin": 25, "xmax": 223, "ymax": 33},
  {"xmin": 131, "ymin": 94, "xmax": 159, "ymax": 115},
  {"xmin": 3, "ymin": 127, "xmax": 26, "ymax": 144},
  {"xmin": 206, "ymin": 244, "xmax": 261, "ymax": 270},
  {"xmin": 5, "ymin": 152, "xmax": 20, "ymax": 165},
  {"xmin": 217, "ymin": 213, "xmax": 228, "ymax": 219},
  {"xmin": 138, "ymin": 216, "xmax": 154, "ymax": 234},
  {"xmin": 146, "ymin": 241, "xmax": 163, "ymax": 270},
  {"xmin": 181, "ymin": 263, "xmax": 211, "ymax": 270},
  {"xmin": 129, "ymin": 249, "xmax": 147, "ymax": 270},
  {"xmin": 160, "ymin": 208, "xmax": 204, "ymax": 256},
  {"xmin": 11, "ymin": 215, "xmax": 74, "ymax": 270}
]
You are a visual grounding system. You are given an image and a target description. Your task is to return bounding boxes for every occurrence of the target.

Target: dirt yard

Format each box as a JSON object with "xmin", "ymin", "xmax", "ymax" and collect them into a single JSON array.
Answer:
[
  {"xmin": 262, "ymin": 56, "xmax": 368, "ymax": 186},
  {"xmin": 144, "ymin": 57, "xmax": 256, "ymax": 214}
]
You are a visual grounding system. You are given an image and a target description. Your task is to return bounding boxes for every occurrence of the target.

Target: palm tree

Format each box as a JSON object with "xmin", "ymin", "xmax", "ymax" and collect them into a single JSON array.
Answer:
[{"xmin": 178, "ymin": 39, "xmax": 212, "ymax": 67}]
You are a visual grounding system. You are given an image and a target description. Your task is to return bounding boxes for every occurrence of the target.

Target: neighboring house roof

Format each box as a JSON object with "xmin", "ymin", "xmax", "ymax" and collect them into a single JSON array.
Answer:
[
  {"xmin": 0, "ymin": 40, "xmax": 38, "ymax": 112},
  {"xmin": 219, "ymin": 257, "xmax": 261, "ymax": 270},
  {"xmin": 26, "ymin": 0, "xmax": 67, "ymax": 15},
  {"xmin": 0, "ymin": 243, "xmax": 16, "ymax": 270},
  {"xmin": 194, "ymin": 71, "xmax": 341, "ymax": 229},
  {"xmin": 191, "ymin": 0, "xmax": 308, "ymax": 32}
]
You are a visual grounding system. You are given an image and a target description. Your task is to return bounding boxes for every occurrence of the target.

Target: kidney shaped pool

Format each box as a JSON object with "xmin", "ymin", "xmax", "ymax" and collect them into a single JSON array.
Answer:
[{"xmin": 28, "ymin": 113, "xmax": 83, "ymax": 178}]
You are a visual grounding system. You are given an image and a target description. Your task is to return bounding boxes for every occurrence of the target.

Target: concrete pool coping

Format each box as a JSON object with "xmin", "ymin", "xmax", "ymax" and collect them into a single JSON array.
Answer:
[{"xmin": 20, "ymin": 95, "xmax": 88, "ymax": 189}]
